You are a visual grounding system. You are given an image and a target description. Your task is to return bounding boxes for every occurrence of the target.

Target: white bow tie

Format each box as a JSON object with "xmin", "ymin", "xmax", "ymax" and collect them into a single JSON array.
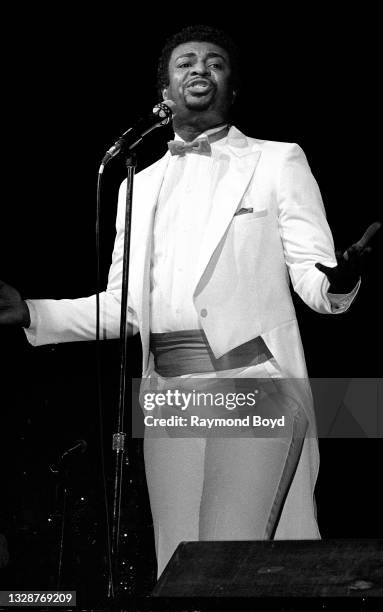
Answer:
[{"xmin": 167, "ymin": 135, "xmax": 212, "ymax": 156}]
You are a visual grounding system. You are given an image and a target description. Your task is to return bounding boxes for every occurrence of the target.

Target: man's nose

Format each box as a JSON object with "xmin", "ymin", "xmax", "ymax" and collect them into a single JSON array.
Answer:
[{"xmin": 190, "ymin": 61, "xmax": 210, "ymax": 76}]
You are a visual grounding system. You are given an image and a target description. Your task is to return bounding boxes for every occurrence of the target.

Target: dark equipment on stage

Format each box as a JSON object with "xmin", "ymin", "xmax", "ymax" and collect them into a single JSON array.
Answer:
[{"xmin": 151, "ymin": 539, "xmax": 383, "ymax": 602}]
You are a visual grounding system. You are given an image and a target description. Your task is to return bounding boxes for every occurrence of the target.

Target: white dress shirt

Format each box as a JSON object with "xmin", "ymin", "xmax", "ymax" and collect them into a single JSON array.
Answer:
[{"xmin": 150, "ymin": 125, "xmax": 230, "ymax": 332}]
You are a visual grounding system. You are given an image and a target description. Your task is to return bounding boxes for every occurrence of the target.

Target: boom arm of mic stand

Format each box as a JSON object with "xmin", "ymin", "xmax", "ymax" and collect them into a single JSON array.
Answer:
[{"xmin": 109, "ymin": 151, "xmax": 136, "ymax": 599}]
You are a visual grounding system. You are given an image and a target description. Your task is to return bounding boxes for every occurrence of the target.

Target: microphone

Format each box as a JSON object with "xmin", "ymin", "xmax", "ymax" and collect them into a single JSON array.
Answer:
[
  {"xmin": 101, "ymin": 100, "xmax": 175, "ymax": 166},
  {"xmin": 61, "ymin": 439, "xmax": 88, "ymax": 460},
  {"xmin": 49, "ymin": 439, "xmax": 88, "ymax": 475}
]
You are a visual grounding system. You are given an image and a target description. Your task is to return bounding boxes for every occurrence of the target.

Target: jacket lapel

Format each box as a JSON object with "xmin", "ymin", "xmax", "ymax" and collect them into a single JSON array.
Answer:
[
  {"xmin": 132, "ymin": 153, "xmax": 170, "ymax": 359},
  {"xmin": 193, "ymin": 127, "xmax": 262, "ymax": 293}
]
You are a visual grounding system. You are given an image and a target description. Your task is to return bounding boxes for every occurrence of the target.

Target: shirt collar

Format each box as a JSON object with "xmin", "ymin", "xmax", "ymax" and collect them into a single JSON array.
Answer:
[{"xmin": 173, "ymin": 124, "xmax": 229, "ymax": 143}]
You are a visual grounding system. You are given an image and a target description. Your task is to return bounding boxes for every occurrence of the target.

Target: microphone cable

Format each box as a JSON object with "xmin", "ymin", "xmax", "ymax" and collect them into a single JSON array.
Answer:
[{"xmin": 95, "ymin": 169, "xmax": 115, "ymax": 597}]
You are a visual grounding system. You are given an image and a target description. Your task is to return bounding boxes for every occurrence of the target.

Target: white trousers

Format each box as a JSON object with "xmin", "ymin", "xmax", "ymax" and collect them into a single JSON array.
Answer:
[{"xmin": 142, "ymin": 359, "xmax": 320, "ymax": 578}]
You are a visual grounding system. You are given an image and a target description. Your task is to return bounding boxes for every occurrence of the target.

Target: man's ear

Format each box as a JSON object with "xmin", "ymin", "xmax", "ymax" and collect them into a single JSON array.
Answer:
[
  {"xmin": 232, "ymin": 90, "xmax": 237, "ymax": 103},
  {"xmin": 162, "ymin": 88, "xmax": 168, "ymax": 101}
]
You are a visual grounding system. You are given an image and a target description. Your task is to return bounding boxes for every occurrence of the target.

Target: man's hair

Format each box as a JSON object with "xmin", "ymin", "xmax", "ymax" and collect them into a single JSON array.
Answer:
[{"xmin": 157, "ymin": 25, "xmax": 240, "ymax": 97}]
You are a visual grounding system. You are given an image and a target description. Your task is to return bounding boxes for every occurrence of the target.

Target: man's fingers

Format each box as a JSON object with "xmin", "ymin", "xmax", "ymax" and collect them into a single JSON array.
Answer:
[
  {"xmin": 355, "ymin": 221, "xmax": 382, "ymax": 249},
  {"xmin": 343, "ymin": 244, "xmax": 362, "ymax": 261},
  {"xmin": 343, "ymin": 222, "xmax": 381, "ymax": 260},
  {"xmin": 361, "ymin": 246, "xmax": 372, "ymax": 261}
]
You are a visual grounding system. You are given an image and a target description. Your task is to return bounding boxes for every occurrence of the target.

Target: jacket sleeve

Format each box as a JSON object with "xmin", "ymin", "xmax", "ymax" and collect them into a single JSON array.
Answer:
[
  {"xmin": 277, "ymin": 143, "xmax": 359, "ymax": 314},
  {"xmin": 24, "ymin": 181, "xmax": 139, "ymax": 346}
]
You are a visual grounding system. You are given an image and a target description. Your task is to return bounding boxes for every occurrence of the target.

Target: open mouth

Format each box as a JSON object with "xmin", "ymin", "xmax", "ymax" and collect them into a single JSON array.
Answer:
[{"xmin": 185, "ymin": 79, "xmax": 213, "ymax": 94}]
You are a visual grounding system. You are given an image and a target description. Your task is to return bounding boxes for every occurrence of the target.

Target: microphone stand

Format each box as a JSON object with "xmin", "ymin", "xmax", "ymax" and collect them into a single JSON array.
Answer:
[
  {"xmin": 108, "ymin": 151, "xmax": 136, "ymax": 599},
  {"xmin": 49, "ymin": 441, "xmax": 87, "ymax": 590},
  {"xmin": 101, "ymin": 102, "xmax": 173, "ymax": 600},
  {"xmin": 49, "ymin": 463, "xmax": 68, "ymax": 590}
]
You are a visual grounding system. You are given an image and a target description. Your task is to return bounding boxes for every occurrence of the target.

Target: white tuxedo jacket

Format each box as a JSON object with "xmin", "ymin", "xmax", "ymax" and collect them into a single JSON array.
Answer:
[
  {"xmin": 25, "ymin": 126, "xmax": 359, "ymax": 540},
  {"xmin": 26, "ymin": 126, "xmax": 355, "ymax": 380}
]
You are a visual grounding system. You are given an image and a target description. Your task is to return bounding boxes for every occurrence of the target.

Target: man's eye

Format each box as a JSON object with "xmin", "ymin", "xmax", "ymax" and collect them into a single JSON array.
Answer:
[
  {"xmin": 208, "ymin": 63, "xmax": 223, "ymax": 69},
  {"xmin": 178, "ymin": 62, "xmax": 191, "ymax": 68}
]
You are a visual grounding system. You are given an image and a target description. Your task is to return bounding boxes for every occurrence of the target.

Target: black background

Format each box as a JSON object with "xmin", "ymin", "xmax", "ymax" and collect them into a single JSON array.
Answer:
[{"xmin": 0, "ymin": 6, "xmax": 382, "ymax": 602}]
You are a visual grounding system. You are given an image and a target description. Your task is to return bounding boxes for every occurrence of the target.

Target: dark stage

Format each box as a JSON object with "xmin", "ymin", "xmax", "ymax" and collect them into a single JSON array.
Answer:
[{"xmin": 0, "ymin": 8, "xmax": 382, "ymax": 610}]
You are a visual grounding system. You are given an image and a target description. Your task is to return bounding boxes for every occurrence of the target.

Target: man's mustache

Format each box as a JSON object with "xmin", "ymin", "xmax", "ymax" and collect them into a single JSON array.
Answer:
[{"xmin": 184, "ymin": 77, "xmax": 216, "ymax": 89}]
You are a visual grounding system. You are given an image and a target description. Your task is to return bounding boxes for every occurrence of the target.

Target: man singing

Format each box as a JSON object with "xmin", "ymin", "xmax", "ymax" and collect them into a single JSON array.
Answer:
[{"xmin": 0, "ymin": 25, "xmax": 378, "ymax": 578}]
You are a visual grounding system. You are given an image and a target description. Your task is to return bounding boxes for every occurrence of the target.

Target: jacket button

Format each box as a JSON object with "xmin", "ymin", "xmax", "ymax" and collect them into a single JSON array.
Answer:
[{"xmin": 200, "ymin": 308, "xmax": 208, "ymax": 318}]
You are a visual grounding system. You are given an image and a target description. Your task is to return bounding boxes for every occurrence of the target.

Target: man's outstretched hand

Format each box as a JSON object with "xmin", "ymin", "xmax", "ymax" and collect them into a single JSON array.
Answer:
[
  {"xmin": 315, "ymin": 221, "xmax": 381, "ymax": 293},
  {"xmin": 0, "ymin": 280, "xmax": 31, "ymax": 327}
]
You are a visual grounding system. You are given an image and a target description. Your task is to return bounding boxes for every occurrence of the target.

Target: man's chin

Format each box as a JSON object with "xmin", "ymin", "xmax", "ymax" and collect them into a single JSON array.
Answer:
[{"xmin": 184, "ymin": 96, "xmax": 213, "ymax": 112}]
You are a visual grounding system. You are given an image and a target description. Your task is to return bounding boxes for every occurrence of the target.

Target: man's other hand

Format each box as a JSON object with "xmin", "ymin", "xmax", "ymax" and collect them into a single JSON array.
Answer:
[
  {"xmin": 0, "ymin": 280, "xmax": 31, "ymax": 327},
  {"xmin": 315, "ymin": 221, "xmax": 381, "ymax": 293}
]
